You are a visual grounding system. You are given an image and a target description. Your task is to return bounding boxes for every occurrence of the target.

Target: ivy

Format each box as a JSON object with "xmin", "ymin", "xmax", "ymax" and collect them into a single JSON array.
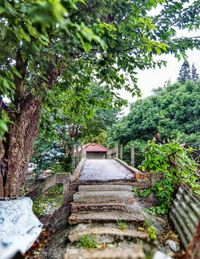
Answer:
[{"xmin": 142, "ymin": 140, "xmax": 200, "ymax": 214}]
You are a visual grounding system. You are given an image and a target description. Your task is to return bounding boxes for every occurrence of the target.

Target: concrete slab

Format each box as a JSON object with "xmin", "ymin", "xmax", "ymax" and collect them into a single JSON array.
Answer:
[
  {"xmin": 78, "ymin": 185, "xmax": 133, "ymax": 192},
  {"xmin": 71, "ymin": 202, "xmax": 134, "ymax": 213},
  {"xmin": 68, "ymin": 223, "xmax": 148, "ymax": 243},
  {"xmin": 76, "ymin": 180, "xmax": 151, "ymax": 188},
  {"xmin": 73, "ymin": 191, "xmax": 134, "ymax": 203},
  {"xmin": 80, "ymin": 159, "xmax": 134, "ymax": 181},
  {"xmin": 69, "ymin": 211, "xmax": 145, "ymax": 225},
  {"xmin": 64, "ymin": 244, "xmax": 145, "ymax": 259}
]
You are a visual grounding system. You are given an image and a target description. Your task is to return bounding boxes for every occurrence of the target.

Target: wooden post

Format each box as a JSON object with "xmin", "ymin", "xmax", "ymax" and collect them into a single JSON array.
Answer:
[
  {"xmin": 131, "ymin": 146, "xmax": 135, "ymax": 167},
  {"xmin": 72, "ymin": 146, "xmax": 75, "ymax": 170},
  {"xmin": 115, "ymin": 144, "xmax": 118, "ymax": 159},
  {"xmin": 80, "ymin": 145, "xmax": 83, "ymax": 159},
  {"xmin": 76, "ymin": 145, "xmax": 79, "ymax": 166},
  {"xmin": 120, "ymin": 144, "xmax": 123, "ymax": 160}
]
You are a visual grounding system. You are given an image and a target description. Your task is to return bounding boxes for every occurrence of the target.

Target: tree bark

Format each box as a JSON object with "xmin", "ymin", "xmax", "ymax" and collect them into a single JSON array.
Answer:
[{"xmin": 0, "ymin": 94, "xmax": 42, "ymax": 197}]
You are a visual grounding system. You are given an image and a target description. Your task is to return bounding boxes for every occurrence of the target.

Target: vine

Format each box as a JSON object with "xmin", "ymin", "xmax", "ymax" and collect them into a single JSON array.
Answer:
[{"xmin": 141, "ymin": 140, "xmax": 200, "ymax": 214}]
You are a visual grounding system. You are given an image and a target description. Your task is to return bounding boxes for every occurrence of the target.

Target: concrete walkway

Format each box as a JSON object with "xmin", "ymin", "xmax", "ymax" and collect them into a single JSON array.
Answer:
[{"xmin": 80, "ymin": 159, "xmax": 134, "ymax": 181}]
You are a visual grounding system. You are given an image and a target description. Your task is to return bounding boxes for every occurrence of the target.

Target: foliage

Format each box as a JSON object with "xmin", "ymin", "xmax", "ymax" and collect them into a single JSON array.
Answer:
[
  {"xmin": 132, "ymin": 187, "xmax": 151, "ymax": 197},
  {"xmin": 122, "ymin": 140, "xmax": 147, "ymax": 166},
  {"xmin": 178, "ymin": 60, "xmax": 199, "ymax": 83},
  {"xmin": 1, "ymin": 0, "xmax": 200, "ymax": 134},
  {"xmin": 143, "ymin": 219, "xmax": 157, "ymax": 240},
  {"xmin": 33, "ymin": 184, "xmax": 63, "ymax": 216},
  {"xmin": 0, "ymin": 109, "xmax": 12, "ymax": 138},
  {"xmin": 1, "ymin": 0, "xmax": 200, "ymax": 195},
  {"xmin": 31, "ymin": 91, "xmax": 119, "ymax": 174},
  {"xmin": 141, "ymin": 141, "xmax": 200, "ymax": 214},
  {"xmin": 109, "ymin": 80, "xmax": 200, "ymax": 166},
  {"xmin": 191, "ymin": 63, "xmax": 199, "ymax": 82},
  {"xmin": 178, "ymin": 60, "xmax": 191, "ymax": 83},
  {"xmin": 117, "ymin": 220, "xmax": 128, "ymax": 231},
  {"xmin": 147, "ymin": 225, "xmax": 157, "ymax": 240},
  {"xmin": 31, "ymin": 141, "xmax": 66, "ymax": 175},
  {"xmin": 77, "ymin": 235, "xmax": 98, "ymax": 249}
]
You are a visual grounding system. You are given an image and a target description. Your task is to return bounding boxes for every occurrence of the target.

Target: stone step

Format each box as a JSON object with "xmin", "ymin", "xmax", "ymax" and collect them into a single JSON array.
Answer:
[
  {"xmin": 69, "ymin": 211, "xmax": 145, "ymax": 225},
  {"xmin": 78, "ymin": 185, "xmax": 133, "ymax": 192},
  {"xmin": 71, "ymin": 200, "xmax": 143, "ymax": 214},
  {"xmin": 73, "ymin": 191, "xmax": 134, "ymax": 203},
  {"xmin": 68, "ymin": 223, "xmax": 148, "ymax": 243},
  {"xmin": 71, "ymin": 202, "xmax": 133, "ymax": 213},
  {"xmin": 64, "ymin": 244, "xmax": 145, "ymax": 259},
  {"xmin": 75, "ymin": 180, "xmax": 151, "ymax": 188}
]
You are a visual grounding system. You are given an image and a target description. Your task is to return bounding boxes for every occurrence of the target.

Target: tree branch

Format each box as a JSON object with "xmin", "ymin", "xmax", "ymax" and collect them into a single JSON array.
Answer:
[{"xmin": 14, "ymin": 49, "xmax": 28, "ymax": 103}]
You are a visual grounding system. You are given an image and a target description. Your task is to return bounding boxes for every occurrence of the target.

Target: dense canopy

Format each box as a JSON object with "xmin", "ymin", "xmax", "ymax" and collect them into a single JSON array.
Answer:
[
  {"xmin": 109, "ymin": 80, "xmax": 200, "ymax": 165},
  {"xmin": 0, "ymin": 0, "xmax": 200, "ymax": 196}
]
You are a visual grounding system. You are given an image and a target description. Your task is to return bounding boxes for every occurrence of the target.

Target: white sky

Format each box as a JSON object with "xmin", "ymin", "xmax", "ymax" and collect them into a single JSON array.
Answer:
[
  {"xmin": 138, "ymin": 48, "xmax": 200, "ymax": 97},
  {"xmin": 121, "ymin": 42, "xmax": 200, "ymax": 115},
  {"xmin": 120, "ymin": 1, "xmax": 200, "ymax": 115}
]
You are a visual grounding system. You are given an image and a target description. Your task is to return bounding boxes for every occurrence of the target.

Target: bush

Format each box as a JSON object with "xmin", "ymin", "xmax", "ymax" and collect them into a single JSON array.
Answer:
[{"xmin": 141, "ymin": 140, "xmax": 200, "ymax": 214}]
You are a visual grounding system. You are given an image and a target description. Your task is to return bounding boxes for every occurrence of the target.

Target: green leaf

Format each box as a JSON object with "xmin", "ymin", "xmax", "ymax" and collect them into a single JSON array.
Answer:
[
  {"xmin": 0, "ymin": 6, "xmax": 5, "ymax": 14},
  {"xmin": 0, "ymin": 119, "xmax": 8, "ymax": 132},
  {"xmin": 17, "ymin": 28, "xmax": 31, "ymax": 42},
  {"xmin": 11, "ymin": 67, "xmax": 22, "ymax": 79},
  {"xmin": 82, "ymin": 42, "xmax": 92, "ymax": 53}
]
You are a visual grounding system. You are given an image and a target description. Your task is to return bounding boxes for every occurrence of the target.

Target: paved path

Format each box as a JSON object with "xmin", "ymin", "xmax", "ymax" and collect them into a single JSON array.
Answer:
[{"xmin": 80, "ymin": 159, "xmax": 134, "ymax": 181}]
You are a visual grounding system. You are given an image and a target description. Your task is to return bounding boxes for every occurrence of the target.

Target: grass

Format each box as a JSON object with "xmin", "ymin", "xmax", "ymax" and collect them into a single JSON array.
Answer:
[
  {"xmin": 77, "ymin": 235, "xmax": 98, "ymax": 248},
  {"xmin": 33, "ymin": 184, "xmax": 63, "ymax": 216},
  {"xmin": 117, "ymin": 220, "xmax": 128, "ymax": 230}
]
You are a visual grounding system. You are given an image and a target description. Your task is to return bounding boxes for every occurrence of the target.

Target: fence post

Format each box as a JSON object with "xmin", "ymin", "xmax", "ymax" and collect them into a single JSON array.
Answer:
[
  {"xmin": 131, "ymin": 146, "xmax": 135, "ymax": 167},
  {"xmin": 76, "ymin": 145, "xmax": 79, "ymax": 166},
  {"xmin": 120, "ymin": 144, "xmax": 123, "ymax": 160},
  {"xmin": 72, "ymin": 146, "xmax": 75, "ymax": 170},
  {"xmin": 80, "ymin": 145, "xmax": 83, "ymax": 160},
  {"xmin": 115, "ymin": 144, "xmax": 119, "ymax": 159}
]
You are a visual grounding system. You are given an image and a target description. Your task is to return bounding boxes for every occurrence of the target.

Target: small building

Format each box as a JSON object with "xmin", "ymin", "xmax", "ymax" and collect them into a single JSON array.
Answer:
[{"xmin": 83, "ymin": 143, "xmax": 108, "ymax": 159}]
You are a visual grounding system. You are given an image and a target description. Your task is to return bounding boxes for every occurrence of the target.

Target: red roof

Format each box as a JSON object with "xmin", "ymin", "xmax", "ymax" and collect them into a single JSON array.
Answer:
[{"xmin": 83, "ymin": 143, "xmax": 108, "ymax": 153}]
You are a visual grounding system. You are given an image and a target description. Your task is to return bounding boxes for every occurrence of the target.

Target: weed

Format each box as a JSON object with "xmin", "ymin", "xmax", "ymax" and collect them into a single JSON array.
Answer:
[
  {"xmin": 77, "ymin": 235, "xmax": 98, "ymax": 248},
  {"xmin": 117, "ymin": 220, "xmax": 128, "ymax": 230},
  {"xmin": 143, "ymin": 219, "xmax": 157, "ymax": 240},
  {"xmin": 147, "ymin": 225, "xmax": 157, "ymax": 240},
  {"xmin": 132, "ymin": 186, "xmax": 151, "ymax": 197}
]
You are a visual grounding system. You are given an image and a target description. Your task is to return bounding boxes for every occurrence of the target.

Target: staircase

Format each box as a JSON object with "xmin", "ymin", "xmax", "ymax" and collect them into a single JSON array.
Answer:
[{"xmin": 64, "ymin": 184, "xmax": 148, "ymax": 259}]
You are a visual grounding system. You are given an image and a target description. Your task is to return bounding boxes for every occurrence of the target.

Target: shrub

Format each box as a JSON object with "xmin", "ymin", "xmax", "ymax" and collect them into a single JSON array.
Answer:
[{"xmin": 141, "ymin": 140, "xmax": 200, "ymax": 214}]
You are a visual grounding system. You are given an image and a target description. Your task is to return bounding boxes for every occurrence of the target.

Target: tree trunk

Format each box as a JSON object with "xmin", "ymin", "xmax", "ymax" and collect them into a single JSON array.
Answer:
[{"xmin": 0, "ymin": 94, "xmax": 42, "ymax": 197}]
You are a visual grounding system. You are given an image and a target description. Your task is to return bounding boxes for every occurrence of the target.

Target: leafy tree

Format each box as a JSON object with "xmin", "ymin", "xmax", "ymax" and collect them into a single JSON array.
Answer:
[
  {"xmin": 178, "ymin": 60, "xmax": 191, "ymax": 83},
  {"xmin": 32, "ymin": 83, "xmax": 119, "ymax": 173},
  {"xmin": 110, "ymin": 80, "xmax": 200, "ymax": 165},
  {"xmin": 0, "ymin": 0, "xmax": 200, "ymax": 196},
  {"xmin": 191, "ymin": 63, "xmax": 199, "ymax": 82}
]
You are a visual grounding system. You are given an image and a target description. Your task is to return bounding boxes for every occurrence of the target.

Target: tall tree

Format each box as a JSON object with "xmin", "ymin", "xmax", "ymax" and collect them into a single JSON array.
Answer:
[
  {"xmin": 32, "ymin": 82, "xmax": 120, "ymax": 172},
  {"xmin": 178, "ymin": 60, "xmax": 191, "ymax": 83},
  {"xmin": 0, "ymin": 0, "xmax": 200, "ymax": 197},
  {"xmin": 191, "ymin": 63, "xmax": 199, "ymax": 82},
  {"xmin": 110, "ymin": 81, "xmax": 200, "ymax": 165}
]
